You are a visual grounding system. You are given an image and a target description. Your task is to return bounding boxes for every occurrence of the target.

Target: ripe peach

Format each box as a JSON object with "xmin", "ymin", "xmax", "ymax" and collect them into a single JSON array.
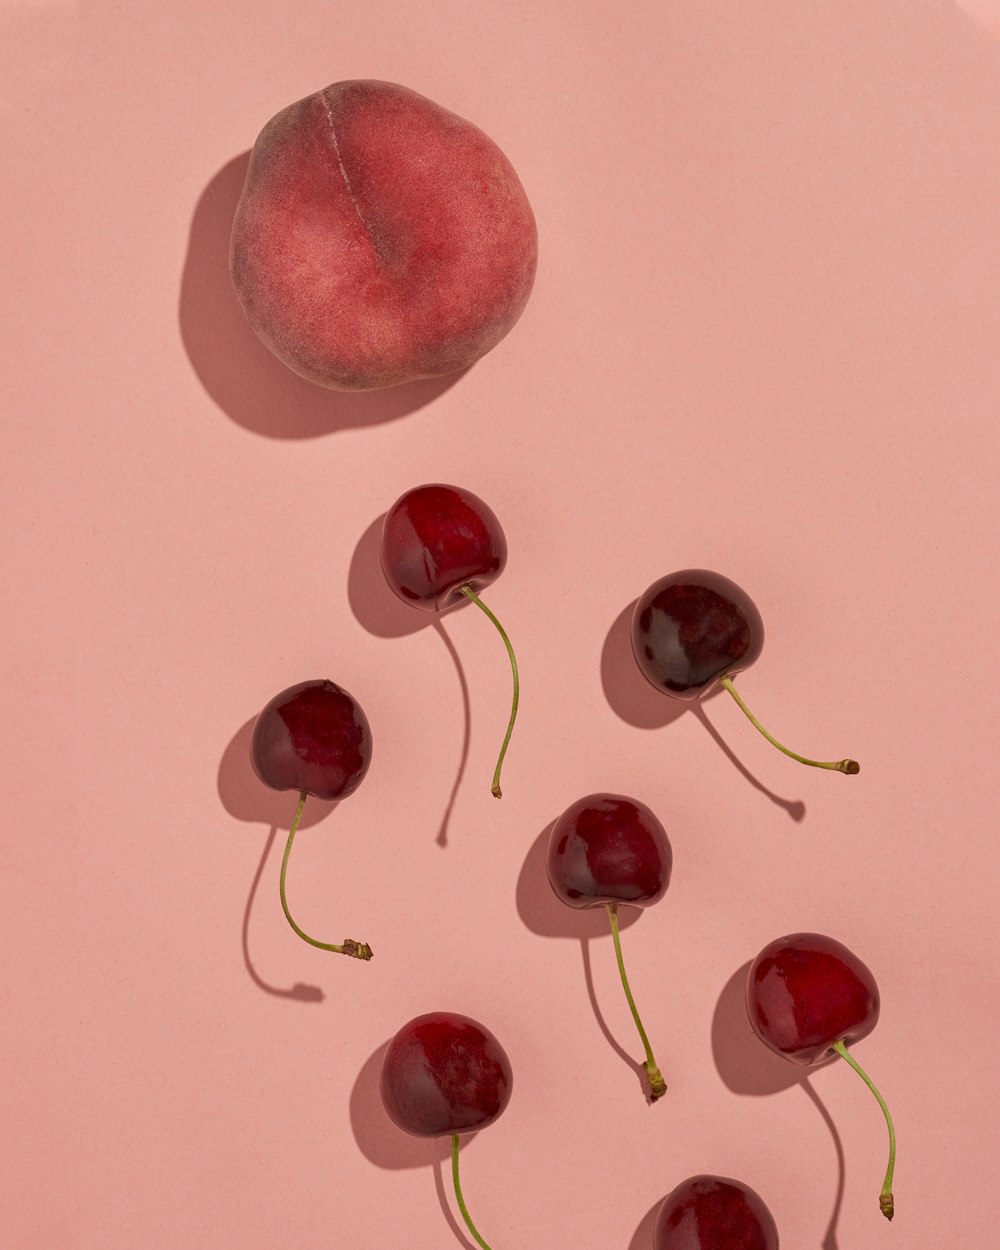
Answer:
[{"xmin": 230, "ymin": 80, "xmax": 538, "ymax": 391}]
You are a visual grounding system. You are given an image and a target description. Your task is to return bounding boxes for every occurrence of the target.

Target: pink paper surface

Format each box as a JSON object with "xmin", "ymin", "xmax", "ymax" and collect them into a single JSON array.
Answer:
[{"xmin": 3, "ymin": 3, "xmax": 999, "ymax": 1247}]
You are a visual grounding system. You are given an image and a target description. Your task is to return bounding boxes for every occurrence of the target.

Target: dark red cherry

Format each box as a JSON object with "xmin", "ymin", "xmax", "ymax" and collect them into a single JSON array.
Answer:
[
  {"xmin": 546, "ymin": 793, "xmax": 671, "ymax": 1101},
  {"xmin": 250, "ymin": 678, "xmax": 371, "ymax": 802},
  {"xmin": 631, "ymin": 571, "xmax": 858, "ymax": 775},
  {"xmin": 380, "ymin": 483, "xmax": 507, "ymax": 611},
  {"xmin": 653, "ymin": 1175, "xmax": 779, "ymax": 1250},
  {"xmin": 746, "ymin": 934, "xmax": 896, "ymax": 1221},
  {"xmin": 381, "ymin": 1012, "xmax": 512, "ymax": 1250},
  {"xmin": 632, "ymin": 570, "xmax": 764, "ymax": 700},
  {"xmin": 546, "ymin": 793, "xmax": 671, "ymax": 909},
  {"xmin": 250, "ymin": 680, "xmax": 373, "ymax": 961},
  {"xmin": 379, "ymin": 484, "xmax": 519, "ymax": 799},
  {"xmin": 380, "ymin": 1011, "xmax": 512, "ymax": 1137},
  {"xmin": 746, "ymin": 932, "xmax": 879, "ymax": 1065}
]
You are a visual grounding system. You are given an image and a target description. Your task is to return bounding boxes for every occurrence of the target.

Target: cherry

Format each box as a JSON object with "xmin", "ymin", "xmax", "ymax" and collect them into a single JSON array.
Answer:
[
  {"xmin": 380, "ymin": 483, "xmax": 519, "ymax": 798},
  {"xmin": 250, "ymin": 679, "xmax": 373, "ymax": 960},
  {"xmin": 653, "ymin": 1175, "xmax": 779, "ymax": 1250},
  {"xmin": 381, "ymin": 1012, "xmax": 512, "ymax": 1250},
  {"xmin": 746, "ymin": 933, "xmax": 896, "ymax": 1220},
  {"xmin": 546, "ymin": 793, "xmax": 671, "ymax": 1100},
  {"xmin": 631, "ymin": 570, "xmax": 859, "ymax": 775}
]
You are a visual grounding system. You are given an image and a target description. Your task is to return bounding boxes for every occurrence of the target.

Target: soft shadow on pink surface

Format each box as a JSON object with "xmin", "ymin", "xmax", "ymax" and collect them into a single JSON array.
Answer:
[
  {"xmin": 349, "ymin": 1041, "xmax": 450, "ymax": 1170},
  {"xmin": 713, "ymin": 962, "xmax": 845, "ymax": 1250},
  {"xmin": 712, "ymin": 962, "xmax": 801, "ymax": 1099},
  {"xmin": 429, "ymin": 623, "xmax": 473, "ymax": 847},
  {"xmin": 348, "ymin": 515, "xmax": 471, "ymax": 846},
  {"xmin": 603, "ymin": 601, "xmax": 804, "ymax": 822},
  {"xmin": 218, "ymin": 718, "xmax": 338, "ymax": 1001},
  {"xmin": 516, "ymin": 822, "xmax": 642, "ymax": 942},
  {"xmin": 517, "ymin": 822, "xmax": 655, "ymax": 1097},
  {"xmin": 218, "ymin": 718, "xmax": 339, "ymax": 831},
  {"xmin": 350, "ymin": 1041, "xmax": 477, "ymax": 1249},
  {"xmin": 432, "ymin": 1160, "xmax": 479, "ymax": 1250},
  {"xmin": 692, "ymin": 705, "xmax": 806, "ymax": 823},
  {"xmin": 628, "ymin": 1198, "xmax": 661, "ymax": 1250},
  {"xmin": 180, "ymin": 153, "xmax": 465, "ymax": 439},
  {"xmin": 240, "ymin": 826, "xmax": 322, "ymax": 1002},
  {"xmin": 601, "ymin": 601, "xmax": 689, "ymax": 731},
  {"xmin": 348, "ymin": 514, "xmax": 428, "ymax": 639}
]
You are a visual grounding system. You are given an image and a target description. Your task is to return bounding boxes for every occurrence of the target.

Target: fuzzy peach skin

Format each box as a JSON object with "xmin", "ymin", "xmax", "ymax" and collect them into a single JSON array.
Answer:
[{"xmin": 229, "ymin": 80, "xmax": 539, "ymax": 390}]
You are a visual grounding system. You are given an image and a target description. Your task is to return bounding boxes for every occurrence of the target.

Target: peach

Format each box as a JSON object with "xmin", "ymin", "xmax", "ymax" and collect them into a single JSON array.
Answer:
[{"xmin": 229, "ymin": 80, "xmax": 538, "ymax": 391}]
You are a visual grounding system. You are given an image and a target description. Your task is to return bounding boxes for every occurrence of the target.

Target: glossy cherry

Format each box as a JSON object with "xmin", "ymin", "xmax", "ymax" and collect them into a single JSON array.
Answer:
[
  {"xmin": 547, "ymin": 793, "xmax": 671, "ymax": 1100},
  {"xmin": 250, "ymin": 679, "xmax": 373, "ymax": 960},
  {"xmin": 631, "ymin": 570, "xmax": 858, "ymax": 775},
  {"xmin": 747, "ymin": 933, "xmax": 896, "ymax": 1219},
  {"xmin": 653, "ymin": 1175, "xmax": 779, "ymax": 1250},
  {"xmin": 381, "ymin": 483, "xmax": 519, "ymax": 798},
  {"xmin": 381, "ymin": 483, "xmax": 507, "ymax": 609},
  {"xmin": 252, "ymin": 679, "xmax": 371, "ymax": 800},
  {"xmin": 381, "ymin": 1012, "xmax": 512, "ymax": 1250}
]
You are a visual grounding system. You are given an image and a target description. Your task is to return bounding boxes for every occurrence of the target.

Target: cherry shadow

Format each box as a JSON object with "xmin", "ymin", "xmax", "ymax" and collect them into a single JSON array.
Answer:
[
  {"xmin": 348, "ymin": 516, "xmax": 470, "ymax": 844},
  {"xmin": 628, "ymin": 1197, "xmax": 661, "ymax": 1250},
  {"xmin": 580, "ymin": 934, "xmax": 648, "ymax": 1097},
  {"xmin": 219, "ymin": 717, "xmax": 338, "ymax": 1001},
  {"xmin": 432, "ymin": 1154, "xmax": 481, "ymax": 1250},
  {"xmin": 347, "ymin": 514, "xmax": 429, "ymax": 639},
  {"xmin": 179, "ymin": 153, "xmax": 465, "ymax": 439},
  {"xmin": 601, "ymin": 601, "xmax": 690, "ymax": 730},
  {"xmin": 602, "ymin": 600, "xmax": 803, "ymax": 821},
  {"xmin": 349, "ymin": 1040, "xmax": 451, "ymax": 1170},
  {"xmin": 218, "ymin": 717, "xmax": 339, "ymax": 832},
  {"xmin": 712, "ymin": 961, "xmax": 845, "ymax": 1248},
  {"xmin": 693, "ymin": 705, "xmax": 806, "ymax": 822},
  {"xmin": 431, "ymin": 623, "xmax": 472, "ymax": 847},
  {"xmin": 802, "ymin": 1080, "xmax": 847, "ymax": 1250},
  {"xmin": 241, "ymin": 825, "xmax": 323, "ymax": 1002},
  {"xmin": 517, "ymin": 822, "xmax": 653, "ymax": 1094},
  {"xmin": 516, "ymin": 822, "xmax": 641, "ymax": 942},
  {"xmin": 712, "ymin": 962, "xmax": 802, "ymax": 1098},
  {"xmin": 350, "ymin": 1036, "xmax": 484, "ymax": 1247}
]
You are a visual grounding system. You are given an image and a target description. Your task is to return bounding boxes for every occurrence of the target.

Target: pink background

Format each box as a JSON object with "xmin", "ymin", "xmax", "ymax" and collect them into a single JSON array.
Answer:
[{"xmin": 4, "ymin": 2, "xmax": 1000, "ymax": 1247}]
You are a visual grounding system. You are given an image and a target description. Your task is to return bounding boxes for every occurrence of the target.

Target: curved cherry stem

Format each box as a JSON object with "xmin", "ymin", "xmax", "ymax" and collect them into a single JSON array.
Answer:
[
  {"xmin": 607, "ymin": 902, "xmax": 666, "ymax": 1100},
  {"xmin": 719, "ymin": 675, "xmax": 859, "ymax": 774},
  {"xmin": 278, "ymin": 790, "xmax": 373, "ymax": 960},
  {"xmin": 459, "ymin": 584, "xmax": 519, "ymax": 798},
  {"xmin": 451, "ymin": 1135, "xmax": 494, "ymax": 1250},
  {"xmin": 833, "ymin": 1039, "xmax": 896, "ymax": 1220}
]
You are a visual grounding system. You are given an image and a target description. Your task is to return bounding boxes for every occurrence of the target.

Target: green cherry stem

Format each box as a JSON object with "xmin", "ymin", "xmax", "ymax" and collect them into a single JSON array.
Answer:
[
  {"xmin": 607, "ymin": 902, "xmax": 666, "ymax": 1101},
  {"xmin": 278, "ymin": 790, "xmax": 373, "ymax": 960},
  {"xmin": 459, "ymin": 583, "xmax": 519, "ymax": 799},
  {"xmin": 718, "ymin": 675, "xmax": 859, "ymax": 774},
  {"xmin": 832, "ymin": 1039, "xmax": 896, "ymax": 1221},
  {"xmin": 451, "ymin": 1135, "xmax": 494, "ymax": 1250}
]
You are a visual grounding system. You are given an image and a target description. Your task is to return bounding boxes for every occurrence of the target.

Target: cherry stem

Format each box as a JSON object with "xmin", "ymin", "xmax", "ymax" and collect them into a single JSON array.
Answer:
[
  {"xmin": 833, "ymin": 1039, "xmax": 896, "ymax": 1221},
  {"xmin": 606, "ymin": 902, "xmax": 666, "ymax": 1100},
  {"xmin": 278, "ymin": 790, "xmax": 373, "ymax": 960},
  {"xmin": 459, "ymin": 584, "xmax": 519, "ymax": 799},
  {"xmin": 718, "ymin": 675, "xmax": 859, "ymax": 775},
  {"xmin": 451, "ymin": 1134, "xmax": 494, "ymax": 1250}
]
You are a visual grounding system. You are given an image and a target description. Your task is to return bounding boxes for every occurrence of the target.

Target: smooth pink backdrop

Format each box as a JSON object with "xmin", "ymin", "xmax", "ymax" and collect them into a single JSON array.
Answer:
[{"xmin": 3, "ymin": 3, "xmax": 999, "ymax": 1248}]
